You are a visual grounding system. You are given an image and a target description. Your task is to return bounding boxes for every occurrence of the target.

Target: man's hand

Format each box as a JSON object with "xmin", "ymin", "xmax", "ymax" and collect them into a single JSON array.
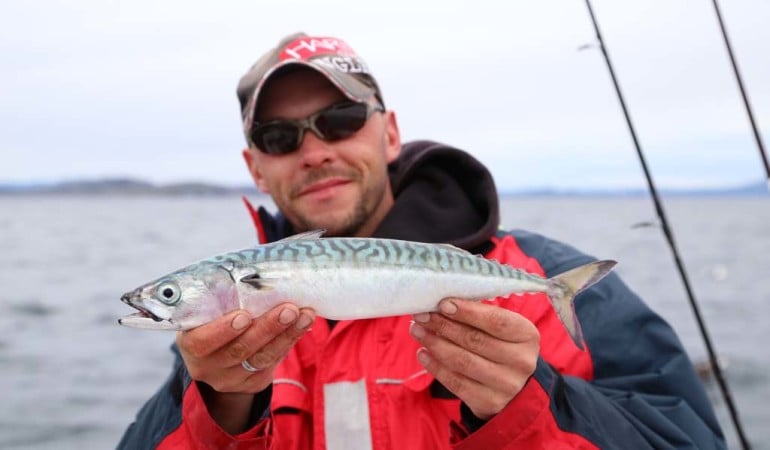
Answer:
[
  {"xmin": 176, "ymin": 304, "xmax": 315, "ymax": 433},
  {"xmin": 410, "ymin": 299, "xmax": 539, "ymax": 420}
]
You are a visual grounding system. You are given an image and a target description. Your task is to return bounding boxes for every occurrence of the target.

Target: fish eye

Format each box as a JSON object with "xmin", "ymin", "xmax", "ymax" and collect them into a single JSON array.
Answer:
[{"xmin": 156, "ymin": 282, "xmax": 181, "ymax": 305}]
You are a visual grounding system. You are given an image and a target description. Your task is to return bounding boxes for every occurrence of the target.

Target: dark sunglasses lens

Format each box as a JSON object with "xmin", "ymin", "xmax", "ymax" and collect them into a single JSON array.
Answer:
[
  {"xmin": 314, "ymin": 103, "xmax": 369, "ymax": 140},
  {"xmin": 253, "ymin": 123, "xmax": 301, "ymax": 155}
]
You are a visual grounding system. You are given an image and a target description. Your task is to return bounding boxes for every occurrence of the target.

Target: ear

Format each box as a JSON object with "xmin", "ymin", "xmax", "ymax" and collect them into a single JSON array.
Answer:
[
  {"xmin": 382, "ymin": 110, "xmax": 401, "ymax": 163},
  {"xmin": 242, "ymin": 148, "xmax": 270, "ymax": 193}
]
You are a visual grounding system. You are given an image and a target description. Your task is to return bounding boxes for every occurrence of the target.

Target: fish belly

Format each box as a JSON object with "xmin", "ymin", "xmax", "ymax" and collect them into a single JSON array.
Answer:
[{"xmin": 240, "ymin": 265, "xmax": 546, "ymax": 320}]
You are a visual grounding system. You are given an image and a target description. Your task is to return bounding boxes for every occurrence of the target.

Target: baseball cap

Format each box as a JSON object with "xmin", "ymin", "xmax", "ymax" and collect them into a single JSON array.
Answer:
[{"xmin": 237, "ymin": 32, "xmax": 384, "ymax": 145}]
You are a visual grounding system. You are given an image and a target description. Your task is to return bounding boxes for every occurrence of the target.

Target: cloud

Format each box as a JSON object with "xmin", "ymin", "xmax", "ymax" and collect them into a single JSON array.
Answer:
[{"xmin": 1, "ymin": 0, "xmax": 767, "ymax": 189}]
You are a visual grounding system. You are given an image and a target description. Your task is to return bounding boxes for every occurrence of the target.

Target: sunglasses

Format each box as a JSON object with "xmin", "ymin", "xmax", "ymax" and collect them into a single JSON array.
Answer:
[{"xmin": 250, "ymin": 101, "xmax": 385, "ymax": 155}]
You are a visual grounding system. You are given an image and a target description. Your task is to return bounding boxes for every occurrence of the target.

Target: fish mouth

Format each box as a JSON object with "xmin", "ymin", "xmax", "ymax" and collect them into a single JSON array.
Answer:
[
  {"xmin": 119, "ymin": 292, "xmax": 164, "ymax": 323},
  {"xmin": 118, "ymin": 290, "xmax": 181, "ymax": 331}
]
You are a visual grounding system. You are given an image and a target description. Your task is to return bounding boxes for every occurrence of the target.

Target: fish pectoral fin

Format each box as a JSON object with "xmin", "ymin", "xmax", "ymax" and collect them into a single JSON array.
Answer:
[
  {"xmin": 277, "ymin": 229, "xmax": 326, "ymax": 241},
  {"xmin": 239, "ymin": 272, "xmax": 276, "ymax": 290}
]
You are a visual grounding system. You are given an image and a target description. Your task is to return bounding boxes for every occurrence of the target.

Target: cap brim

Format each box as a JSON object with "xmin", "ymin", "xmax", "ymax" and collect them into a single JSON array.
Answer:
[{"xmin": 244, "ymin": 60, "xmax": 377, "ymax": 132}]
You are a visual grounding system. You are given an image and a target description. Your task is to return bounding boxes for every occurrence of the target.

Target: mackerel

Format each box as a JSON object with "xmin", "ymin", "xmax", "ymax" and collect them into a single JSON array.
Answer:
[{"xmin": 119, "ymin": 230, "xmax": 617, "ymax": 349}]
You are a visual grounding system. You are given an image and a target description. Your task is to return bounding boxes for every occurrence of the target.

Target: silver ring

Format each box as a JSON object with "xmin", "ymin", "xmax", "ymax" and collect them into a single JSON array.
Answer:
[{"xmin": 241, "ymin": 359, "xmax": 261, "ymax": 373}]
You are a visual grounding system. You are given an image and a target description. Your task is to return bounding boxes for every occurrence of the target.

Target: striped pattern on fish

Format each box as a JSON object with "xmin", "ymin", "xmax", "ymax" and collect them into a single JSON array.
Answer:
[
  {"xmin": 119, "ymin": 230, "xmax": 617, "ymax": 349},
  {"xmin": 211, "ymin": 237, "xmax": 519, "ymax": 275}
]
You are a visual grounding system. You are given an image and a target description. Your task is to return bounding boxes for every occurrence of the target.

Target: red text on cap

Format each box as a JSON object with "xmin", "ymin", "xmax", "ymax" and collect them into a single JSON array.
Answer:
[{"xmin": 280, "ymin": 37, "xmax": 357, "ymax": 61}]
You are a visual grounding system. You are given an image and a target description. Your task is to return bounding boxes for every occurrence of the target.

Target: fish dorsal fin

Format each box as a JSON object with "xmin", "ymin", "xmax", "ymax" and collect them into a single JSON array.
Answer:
[{"xmin": 277, "ymin": 229, "xmax": 326, "ymax": 242}]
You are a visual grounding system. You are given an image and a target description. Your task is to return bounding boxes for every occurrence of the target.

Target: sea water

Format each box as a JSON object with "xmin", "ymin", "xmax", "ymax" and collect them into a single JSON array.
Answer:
[{"xmin": 0, "ymin": 194, "xmax": 766, "ymax": 449}]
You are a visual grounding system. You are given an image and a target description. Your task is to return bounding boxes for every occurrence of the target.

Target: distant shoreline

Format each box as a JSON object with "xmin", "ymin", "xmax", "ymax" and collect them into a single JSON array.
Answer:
[
  {"xmin": 0, "ymin": 179, "xmax": 259, "ymax": 197},
  {"xmin": 0, "ymin": 177, "xmax": 766, "ymax": 197}
]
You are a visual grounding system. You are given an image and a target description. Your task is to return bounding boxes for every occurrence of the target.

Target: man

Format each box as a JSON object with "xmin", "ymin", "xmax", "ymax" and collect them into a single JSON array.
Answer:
[{"xmin": 119, "ymin": 32, "xmax": 726, "ymax": 449}]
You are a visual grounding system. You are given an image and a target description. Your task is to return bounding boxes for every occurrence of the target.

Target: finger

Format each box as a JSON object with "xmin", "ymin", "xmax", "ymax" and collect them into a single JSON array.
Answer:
[
  {"xmin": 433, "ymin": 298, "xmax": 539, "ymax": 343},
  {"xmin": 410, "ymin": 322, "xmax": 527, "ymax": 392},
  {"xmin": 219, "ymin": 304, "xmax": 298, "ymax": 365},
  {"xmin": 228, "ymin": 307, "xmax": 316, "ymax": 393},
  {"xmin": 210, "ymin": 304, "xmax": 310, "ymax": 368},
  {"xmin": 239, "ymin": 307, "xmax": 316, "ymax": 371},
  {"xmin": 411, "ymin": 314, "xmax": 512, "ymax": 365},
  {"xmin": 185, "ymin": 306, "xmax": 315, "ymax": 393},
  {"xmin": 177, "ymin": 309, "xmax": 254, "ymax": 360},
  {"xmin": 415, "ymin": 348, "xmax": 512, "ymax": 420}
]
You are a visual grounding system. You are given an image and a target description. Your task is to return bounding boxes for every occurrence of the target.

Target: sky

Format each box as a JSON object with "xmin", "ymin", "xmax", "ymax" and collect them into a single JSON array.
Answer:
[{"xmin": 1, "ymin": 0, "xmax": 768, "ymax": 191}]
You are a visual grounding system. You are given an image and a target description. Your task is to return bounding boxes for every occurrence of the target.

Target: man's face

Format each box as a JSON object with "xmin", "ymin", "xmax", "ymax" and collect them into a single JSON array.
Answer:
[{"xmin": 242, "ymin": 68, "xmax": 401, "ymax": 237}]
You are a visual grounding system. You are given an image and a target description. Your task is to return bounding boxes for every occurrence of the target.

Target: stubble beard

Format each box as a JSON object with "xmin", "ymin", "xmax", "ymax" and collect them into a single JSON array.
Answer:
[{"xmin": 293, "ymin": 179, "xmax": 386, "ymax": 237}]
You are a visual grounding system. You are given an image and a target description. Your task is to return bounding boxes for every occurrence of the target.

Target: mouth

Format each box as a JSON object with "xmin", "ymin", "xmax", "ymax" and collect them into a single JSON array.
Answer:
[
  {"xmin": 118, "ymin": 291, "xmax": 181, "ymax": 331},
  {"xmin": 297, "ymin": 178, "xmax": 351, "ymax": 198},
  {"xmin": 119, "ymin": 292, "xmax": 164, "ymax": 324}
]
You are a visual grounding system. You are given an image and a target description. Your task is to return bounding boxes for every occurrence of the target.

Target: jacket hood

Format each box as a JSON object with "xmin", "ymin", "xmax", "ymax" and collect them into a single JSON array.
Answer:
[
  {"xmin": 247, "ymin": 140, "xmax": 500, "ymax": 252},
  {"xmin": 374, "ymin": 140, "xmax": 500, "ymax": 251}
]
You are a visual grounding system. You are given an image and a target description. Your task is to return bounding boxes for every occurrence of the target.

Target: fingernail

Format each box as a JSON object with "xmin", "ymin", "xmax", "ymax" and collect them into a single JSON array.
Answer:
[
  {"xmin": 413, "ymin": 313, "xmax": 430, "ymax": 323},
  {"xmin": 416, "ymin": 349, "xmax": 431, "ymax": 366},
  {"xmin": 278, "ymin": 308, "xmax": 298, "ymax": 325},
  {"xmin": 232, "ymin": 314, "xmax": 251, "ymax": 330},
  {"xmin": 295, "ymin": 312, "xmax": 313, "ymax": 330},
  {"xmin": 439, "ymin": 300, "xmax": 458, "ymax": 315},
  {"xmin": 410, "ymin": 322, "xmax": 426, "ymax": 339}
]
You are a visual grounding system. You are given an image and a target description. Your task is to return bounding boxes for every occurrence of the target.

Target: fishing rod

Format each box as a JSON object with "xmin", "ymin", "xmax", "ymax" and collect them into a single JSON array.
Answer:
[
  {"xmin": 581, "ymin": 1, "xmax": 751, "ymax": 448},
  {"xmin": 710, "ymin": 0, "xmax": 769, "ymax": 188}
]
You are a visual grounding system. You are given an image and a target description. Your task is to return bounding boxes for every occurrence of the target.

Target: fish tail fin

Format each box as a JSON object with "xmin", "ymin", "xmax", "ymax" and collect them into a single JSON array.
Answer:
[{"xmin": 546, "ymin": 260, "xmax": 617, "ymax": 350}]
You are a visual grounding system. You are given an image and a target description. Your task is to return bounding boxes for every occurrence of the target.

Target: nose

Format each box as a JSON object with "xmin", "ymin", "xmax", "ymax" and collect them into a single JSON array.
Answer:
[{"xmin": 297, "ymin": 131, "xmax": 334, "ymax": 168}]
